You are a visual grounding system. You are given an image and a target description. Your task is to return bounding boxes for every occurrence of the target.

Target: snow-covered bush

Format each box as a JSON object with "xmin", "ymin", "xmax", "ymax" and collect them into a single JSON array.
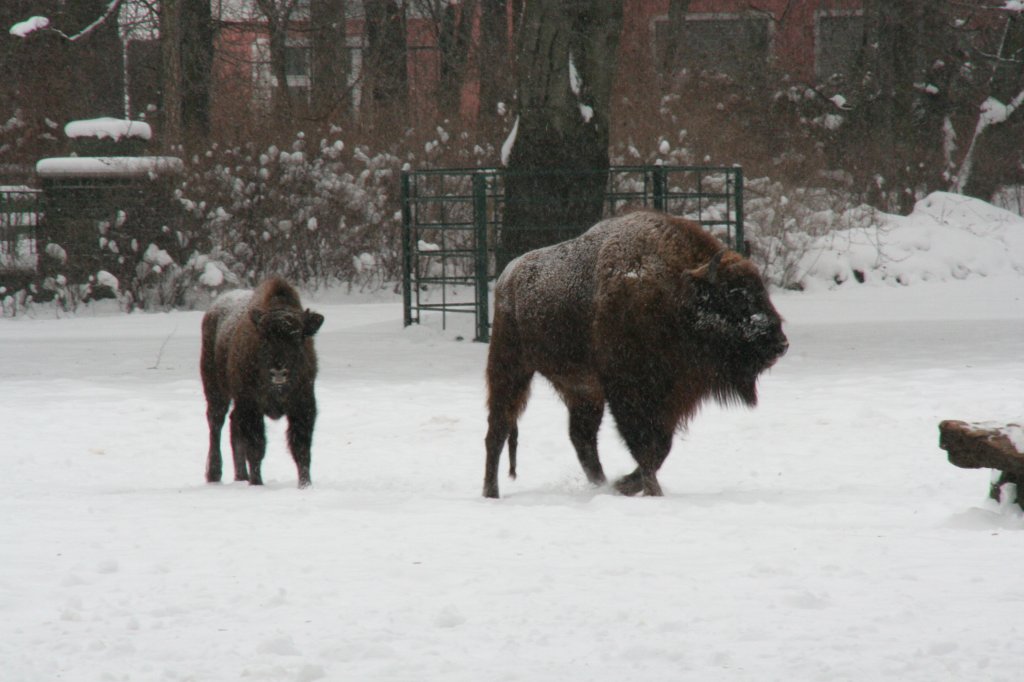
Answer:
[
  {"xmin": 743, "ymin": 178, "xmax": 877, "ymax": 289},
  {"xmin": 176, "ymin": 133, "xmax": 405, "ymax": 289},
  {"xmin": 174, "ymin": 124, "xmax": 499, "ymax": 292}
]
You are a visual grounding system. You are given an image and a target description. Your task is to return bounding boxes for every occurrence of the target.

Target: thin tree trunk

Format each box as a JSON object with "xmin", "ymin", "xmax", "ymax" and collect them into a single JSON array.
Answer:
[
  {"xmin": 255, "ymin": 0, "xmax": 298, "ymax": 128},
  {"xmin": 477, "ymin": 0, "xmax": 510, "ymax": 131},
  {"xmin": 660, "ymin": 0, "xmax": 692, "ymax": 82},
  {"xmin": 311, "ymin": 0, "xmax": 349, "ymax": 123},
  {"xmin": 181, "ymin": 0, "xmax": 213, "ymax": 143},
  {"xmin": 69, "ymin": 0, "xmax": 124, "ymax": 119},
  {"xmin": 363, "ymin": 0, "xmax": 407, "ymax": 134},
  {"xmin": 438, "ymin": 0, "xmax": 474, "ymax": 120},
  {"xmin": 957, "ymin": 13, "xmax": 1024, "ymax": 200},
  {"xmin": 160, "ymin": 0, "xmax": 183, "ymax": 150}
]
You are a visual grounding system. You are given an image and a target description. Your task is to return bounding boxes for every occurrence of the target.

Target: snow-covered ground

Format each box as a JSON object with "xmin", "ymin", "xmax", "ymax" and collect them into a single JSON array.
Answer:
[{"xmin": 2, "ymin": 195, "xmax": 1024, "ymax": 681}]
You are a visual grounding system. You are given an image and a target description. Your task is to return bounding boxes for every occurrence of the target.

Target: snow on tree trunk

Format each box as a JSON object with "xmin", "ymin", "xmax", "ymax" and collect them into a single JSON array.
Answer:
[{"xmin": 954, "ymin": 12, "xmax": 1024, "ymax": 200}]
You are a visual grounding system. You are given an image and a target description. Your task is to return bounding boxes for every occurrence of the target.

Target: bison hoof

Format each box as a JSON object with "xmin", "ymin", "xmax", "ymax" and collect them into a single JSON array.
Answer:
[
  {"xmin": 483, "ymin": 483, "xmax": 500, "ymax": 499},
  {"xmin": 642, "ymin": 481, "xmax": 664, "ymax": 497},
  {"xmin": 298, "ymin": 478, "xmax": 312, "ymax": 489},
  {"xmin": 614, "ymin": 471, "xmax": 643, "ymax": 496}
]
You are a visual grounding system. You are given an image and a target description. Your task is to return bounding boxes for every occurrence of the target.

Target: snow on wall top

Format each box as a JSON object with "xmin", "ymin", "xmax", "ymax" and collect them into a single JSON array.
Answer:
[
  {"xmin": 65, "ymin": 118, "xmax": 152, "ymax": 141},
  {"xmin": 9, "ymin": 16, "xmax": 49, "ymax": 37},
  {"xmin": 36, "ymin": 156, "xmax": 183, "ymax": 179}
]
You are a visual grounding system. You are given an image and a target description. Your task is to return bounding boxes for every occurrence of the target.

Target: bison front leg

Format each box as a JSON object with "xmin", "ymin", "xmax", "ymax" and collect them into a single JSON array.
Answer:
[
  {"xmin": 230, "ymin": 405, "xmax": 266, "ymax": 485},
  {"xmin": 606, "ymin": 396, "xmax": 673, "ymax": 497},
  {"xmin": 286, "ymin": 404, "xmax": 316, "ymax": 489},
  {"xmin": 567, "ymin": 397, "xmax": 607, "ymax": 487}
]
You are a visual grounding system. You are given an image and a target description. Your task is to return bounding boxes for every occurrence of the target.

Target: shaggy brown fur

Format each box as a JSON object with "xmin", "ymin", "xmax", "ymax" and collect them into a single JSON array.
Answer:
[
  {"xmin": 484, "ymin": 210, "xmax": 788, "ymax": 498},
  {"xmin": 201, "ymin": 277, "xmax": 324, "ymax": 488}
]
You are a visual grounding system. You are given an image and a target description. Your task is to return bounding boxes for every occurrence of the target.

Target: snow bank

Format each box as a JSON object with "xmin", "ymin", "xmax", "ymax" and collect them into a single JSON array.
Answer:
[{"xmin": 797, "ymin": 192, "xmax": 1024, "ymax": 289}]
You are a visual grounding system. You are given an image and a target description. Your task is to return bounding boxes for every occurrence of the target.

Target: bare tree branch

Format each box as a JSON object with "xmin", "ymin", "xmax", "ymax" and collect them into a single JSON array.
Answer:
[{"xmin": 11, "ymin": 0, "xmax": 124, "ymax": 43}]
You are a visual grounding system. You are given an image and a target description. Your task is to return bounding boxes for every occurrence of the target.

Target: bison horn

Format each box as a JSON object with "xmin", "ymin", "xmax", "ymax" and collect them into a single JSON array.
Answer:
[{"xmin": 706, "ymin": 249, "xmax": 726, "ymax": 284}]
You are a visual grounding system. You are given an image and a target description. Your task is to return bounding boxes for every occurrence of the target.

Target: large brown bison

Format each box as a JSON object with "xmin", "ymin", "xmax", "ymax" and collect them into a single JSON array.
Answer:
[
  {"xmin": 201, "ymin": 277, "xmax": 324, "ymax": 488},
  {"xmin": 484, "ymin": 210, "xmax": 788, "ymax": 498}
]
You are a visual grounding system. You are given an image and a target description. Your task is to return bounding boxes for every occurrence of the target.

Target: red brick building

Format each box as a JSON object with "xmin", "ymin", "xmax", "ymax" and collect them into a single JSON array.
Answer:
[{"xmin": 204, "ymin": 0, "xmax": 866, "ymax": 131}]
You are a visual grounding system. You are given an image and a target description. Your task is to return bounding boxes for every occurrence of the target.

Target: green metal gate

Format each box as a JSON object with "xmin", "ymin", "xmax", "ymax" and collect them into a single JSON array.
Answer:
[
  {"xmin": 401, "ymin": 165, "xmax": 744, "ymax": 342},
  {"xmin": 0, "ymin": 186, "xmax": 42, "ymax": 278}
]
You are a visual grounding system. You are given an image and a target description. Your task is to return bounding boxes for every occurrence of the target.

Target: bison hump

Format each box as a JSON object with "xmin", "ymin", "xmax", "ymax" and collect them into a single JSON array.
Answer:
[{"xmin": 253, "ymin": 277, "xmax": 303, "ymax": 310}]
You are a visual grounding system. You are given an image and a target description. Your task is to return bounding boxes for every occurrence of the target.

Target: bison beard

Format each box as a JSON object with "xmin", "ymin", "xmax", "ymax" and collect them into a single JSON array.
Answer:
[
  {"xmin": 483, "ymin": 210, "xmax": 788, "ymax": 498},
  {"xmin": 201, "ymin": 277, "xmax": 324, "ymax": 488}
]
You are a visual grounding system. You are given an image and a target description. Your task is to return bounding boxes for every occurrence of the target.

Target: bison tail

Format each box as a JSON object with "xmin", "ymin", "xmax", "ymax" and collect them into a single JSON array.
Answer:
[{"xmin": 508, "ymin": 424, "xmax": 519, "ymax": 479}]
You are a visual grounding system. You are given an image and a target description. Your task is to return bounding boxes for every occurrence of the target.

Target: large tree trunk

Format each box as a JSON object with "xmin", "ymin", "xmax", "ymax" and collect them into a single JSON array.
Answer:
[
  {"xmin": 310, "ymin": 0, "xmax": 349, "ymax": 123},
  {"xmin": 500, "ymin": 0, "xmax": 624, "ymax": 269}
]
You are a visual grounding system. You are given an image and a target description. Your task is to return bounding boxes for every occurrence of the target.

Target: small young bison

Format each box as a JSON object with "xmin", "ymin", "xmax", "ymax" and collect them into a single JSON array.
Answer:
[
  {"xmin": 201, "ymin": 277, "xmax": 324, "ymax": 488},
  {"xmin": 484, "ymin": 210, "xmax": 788, "ymax": 498}
]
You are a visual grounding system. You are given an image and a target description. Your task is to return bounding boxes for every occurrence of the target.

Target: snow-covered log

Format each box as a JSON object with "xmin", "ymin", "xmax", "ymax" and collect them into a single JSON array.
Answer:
[{"xmin": 939, "ymin": 419, "xmax": 1024, "ymax": 503}]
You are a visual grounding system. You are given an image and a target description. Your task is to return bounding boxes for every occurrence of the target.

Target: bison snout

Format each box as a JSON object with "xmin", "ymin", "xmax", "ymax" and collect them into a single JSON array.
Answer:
[
  {"xmin": 270, "ymin": 368, "xmax": 290, "ymax": 386},
  {"xmin": 771, "ymin": 335, "xmax": 789, "ymax": 360}
]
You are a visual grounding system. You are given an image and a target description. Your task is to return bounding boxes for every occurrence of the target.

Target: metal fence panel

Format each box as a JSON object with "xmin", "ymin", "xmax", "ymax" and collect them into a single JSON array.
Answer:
[
  {"xmin": 0, "ymin": 186, "xmax": 42, "ymax": 275},
  {"xmin": 401, "ymin": 165, "xmax": 744, "ymax": 342}
]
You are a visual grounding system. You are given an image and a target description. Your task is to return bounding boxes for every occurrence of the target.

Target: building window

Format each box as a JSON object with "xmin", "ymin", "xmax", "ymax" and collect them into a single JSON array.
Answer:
[
  {"xmin": 655, "ymin": 13, "xmax": 772, "ymax": 81},
  {"xmin": 285, "ymin": 44, "xmax": 310, "ymax": 85},
  {"xmin": 816, "ymin": 11, "xmax": 864, "ymax": 82},
  {"xmin": 252, "ymin": 38, "xmax": 311, "ymax": 106}
]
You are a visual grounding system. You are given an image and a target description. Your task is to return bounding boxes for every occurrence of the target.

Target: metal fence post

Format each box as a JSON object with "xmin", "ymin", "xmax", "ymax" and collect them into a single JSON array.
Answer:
[
  {"xmin": 401, "ymin": 171, "xmax": 413, "ymax": 327},
  {"xmin": 652, "ymin": 165, "xmax": 666, "ymax": 212},
  {"xmin": 734, "ymin": 168, "xmax": 746, "ymax": 255},
  {"xmin": 472, "ymin": 172, "xmax": 490, "ymax": 342}
]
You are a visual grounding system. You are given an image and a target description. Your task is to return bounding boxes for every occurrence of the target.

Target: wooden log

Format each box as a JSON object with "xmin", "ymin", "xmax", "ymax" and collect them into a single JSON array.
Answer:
[{"xmin": 939, "ymin": 420, "xmax": 1024, "ymax": 503}]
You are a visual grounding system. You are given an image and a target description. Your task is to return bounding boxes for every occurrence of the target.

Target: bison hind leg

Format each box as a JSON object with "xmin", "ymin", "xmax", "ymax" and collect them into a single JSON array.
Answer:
[
  {"xmin": 484, "ymin": 420, "xmax": 511, "ymax": 499},
  {"xmin": 205, "ymin": 397, "xmax": 229, "ymax": 483},
  {"xmin": 483, "ymin": 371, "xmax": 533, "ymax": 499},
  {"xmin": 508, "ymin": 424, "xmax": 518, "ymax": 480}
]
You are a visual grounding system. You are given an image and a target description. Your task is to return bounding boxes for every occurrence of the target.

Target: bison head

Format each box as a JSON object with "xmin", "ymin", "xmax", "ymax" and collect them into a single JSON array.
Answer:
[
  {"xmin": 684, "ymin": 250, "xmax": 788, "ymax": 405},
  {"xmin": 249, "ymin": 307, "xmax": 324, "ymax": 396}
]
